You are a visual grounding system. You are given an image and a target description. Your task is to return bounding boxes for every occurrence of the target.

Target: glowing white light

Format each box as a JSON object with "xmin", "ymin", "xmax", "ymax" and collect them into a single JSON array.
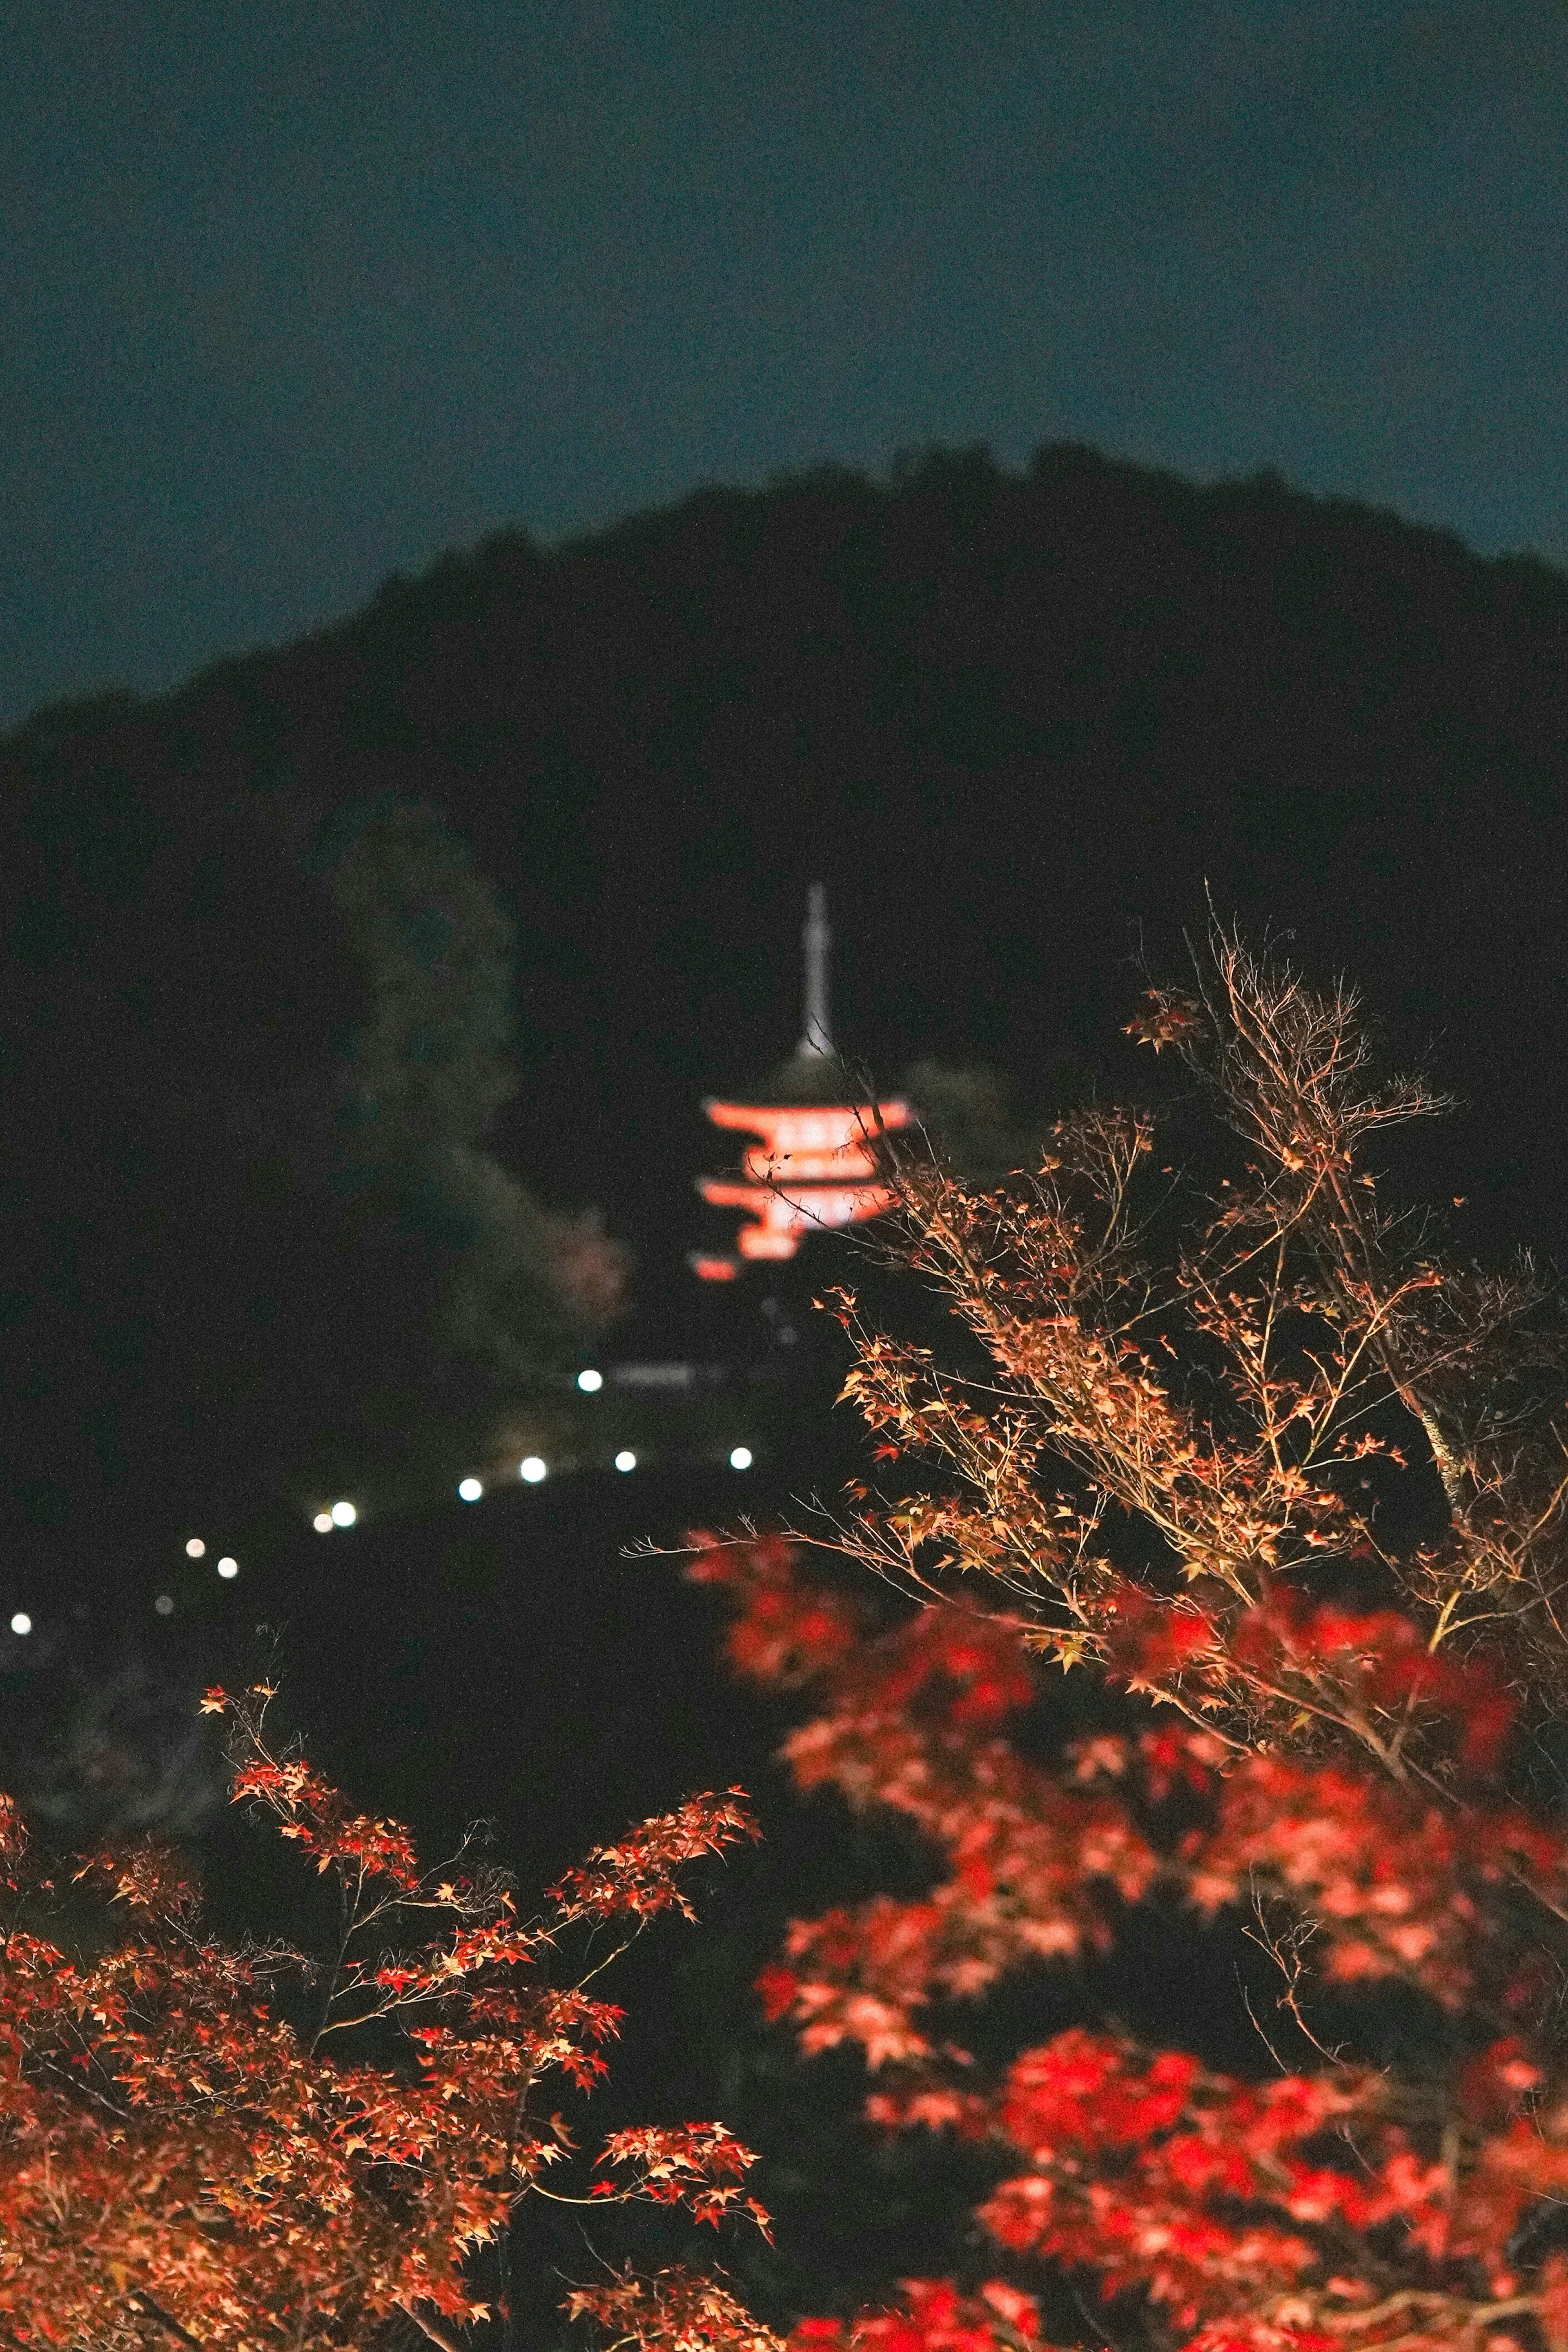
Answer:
[
  {"xmin": 614, "ymin": 1450, "xmax": 637, "ymax": 1473},
  {"xmin": 458, "ymin": 1477, "xmax": 483, "ymax": 1502},
  {"xmin": 519, "ymin": 1456, "xmax": 547, "ymax": 1483},
  {"xmin": 577, "ymin": 1367, "xmax": 604, "ymax": 1393},
  {"xmin": 330, "ymin": 1500, "xmax": 357, "ymax": 1527},
  {"xmin": 155, "ymin": 1595, "xmax": 174, "ymax": 1617},
  {"xmin": 729, "ymin": 1446, "xmax": 753, "ymax": 1470},
  {"xmin": 313, "ymin": 1512, "xmax": 334, "ymax": 1533},
  {"xmin": 9, "ymin": 1613, "xmax": 31, "ymax": 1637},
  {"xmin": 217, "ymin": 1556, "xmax": 238, "ymax": 1579},
  {"xmin": 185, "ymin": 1538, "xmax": 206, "ymax": 1558}
]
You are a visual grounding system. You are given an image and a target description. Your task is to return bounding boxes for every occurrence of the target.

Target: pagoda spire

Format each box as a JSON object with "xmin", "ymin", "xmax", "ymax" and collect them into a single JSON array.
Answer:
[{"xmin": 801, "ymin": 882, "xmax": 832, "ymax": 1058}]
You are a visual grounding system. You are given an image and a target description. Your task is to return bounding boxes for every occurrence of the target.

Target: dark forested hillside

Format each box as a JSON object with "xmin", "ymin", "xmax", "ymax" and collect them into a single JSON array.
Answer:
[{"xmin": 5, "ymin": 439, "xmax": 1566, "ymax": 1534}]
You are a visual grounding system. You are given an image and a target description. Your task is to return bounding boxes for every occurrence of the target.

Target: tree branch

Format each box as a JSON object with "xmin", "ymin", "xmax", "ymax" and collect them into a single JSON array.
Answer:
[{"xmin": 398, "ymin": 2299, "xmax": 472, "ymax": 2352}]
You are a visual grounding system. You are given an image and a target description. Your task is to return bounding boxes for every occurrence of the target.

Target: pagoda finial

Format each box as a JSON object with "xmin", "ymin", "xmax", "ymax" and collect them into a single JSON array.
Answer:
[{"xmin": 802, "ymin": 882, "xmax": 831, "ymax": 1058}]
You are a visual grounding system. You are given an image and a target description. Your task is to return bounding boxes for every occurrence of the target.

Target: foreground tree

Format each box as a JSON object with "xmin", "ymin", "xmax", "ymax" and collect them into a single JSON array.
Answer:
[
  {"xmin": 0, "ymin": 1683, "xmax": 772, "ymax": 2352},
  {"xmin": 688, "ymin": 928, "xmax": 1568, "ymax": 2352}
]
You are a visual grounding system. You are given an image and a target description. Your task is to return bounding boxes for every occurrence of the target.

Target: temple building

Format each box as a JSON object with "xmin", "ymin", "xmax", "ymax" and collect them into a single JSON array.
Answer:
[{"xmin": 691, "ymin": 884, "xmax": 913, "ymax": 1278}]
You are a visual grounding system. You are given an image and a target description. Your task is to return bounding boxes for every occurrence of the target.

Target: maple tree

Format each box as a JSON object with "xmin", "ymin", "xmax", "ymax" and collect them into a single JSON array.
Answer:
[
  {"xmin": 687, "ymin": 927, "xmax": 1568, "ymax": 2352},
  {"xmin": 0, "ymin": 1679, "xmax": 776, "ymax": 2352}
]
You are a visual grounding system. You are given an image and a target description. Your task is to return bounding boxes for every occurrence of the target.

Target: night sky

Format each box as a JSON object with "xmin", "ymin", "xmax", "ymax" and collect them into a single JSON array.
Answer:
[{"xmin": 5, "ymin": 0, "xmax": 1565, "ymax": 736}]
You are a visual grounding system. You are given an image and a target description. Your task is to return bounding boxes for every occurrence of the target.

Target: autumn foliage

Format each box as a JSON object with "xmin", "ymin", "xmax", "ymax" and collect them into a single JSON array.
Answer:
[
  {"xmin": 0, "ymin": 1681, "xmax": 770, "ymax": 2352},
  {"xmin": 688, "ymin": 929, "xmax": 1568, "ymax": 2352},
  {"xmin": 11, "ymin": 928, "xmax": 1568, "ymax": 2352}
]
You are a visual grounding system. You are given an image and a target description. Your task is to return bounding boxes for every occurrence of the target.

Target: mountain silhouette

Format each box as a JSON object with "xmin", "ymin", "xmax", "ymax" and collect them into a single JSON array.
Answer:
[{"xmin": 4, "ymin": 438, "xmax": 1565, "ymax": 1535}]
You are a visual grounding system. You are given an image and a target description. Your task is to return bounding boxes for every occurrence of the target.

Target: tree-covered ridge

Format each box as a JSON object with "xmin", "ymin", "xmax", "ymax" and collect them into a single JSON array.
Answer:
[
  {"xmin": 4, "ymin": 440, "xmax": 1568, "ymax": 1535},
  {"xmin": 8, "ymin": 441, "xmax": 1564, "ymax": 1198}
]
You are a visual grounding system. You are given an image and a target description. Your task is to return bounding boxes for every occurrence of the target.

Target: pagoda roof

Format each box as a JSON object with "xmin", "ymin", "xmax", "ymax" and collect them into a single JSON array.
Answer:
[{"xmin": 719, "ymin": 1041, "xmax": 891, "ymax": 1108}]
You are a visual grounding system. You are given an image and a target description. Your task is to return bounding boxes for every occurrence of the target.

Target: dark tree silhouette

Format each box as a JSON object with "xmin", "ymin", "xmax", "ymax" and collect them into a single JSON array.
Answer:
[{"xmin": 0, "ymin": 734, "xmax": 624, "ymax": 1543}]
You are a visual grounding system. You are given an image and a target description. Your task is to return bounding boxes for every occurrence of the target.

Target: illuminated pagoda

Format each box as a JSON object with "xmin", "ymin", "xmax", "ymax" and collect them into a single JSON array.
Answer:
[{"xmin": 691, "ymin": 884, "xmax": 913, "ymax": 1280}]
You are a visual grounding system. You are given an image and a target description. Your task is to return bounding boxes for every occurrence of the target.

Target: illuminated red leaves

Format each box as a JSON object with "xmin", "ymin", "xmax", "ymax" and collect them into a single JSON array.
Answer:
[
  {"xmin": 1227, "ymin": 1604, "xmax": 1517, "ymax": 1773},
  {"xmin": 959, "ymin": 2028, "xmax": 1568, "ymax": 2340},
  {"xmin": 1096, "ymin": 1589, "xmax": 1517, "ymax": 1779},
  {"xmin": 757, "ymin": 1751, "xmax": 1158, "ymax": 2060},
  {"xmin": 1102, "ymin": 1577, "xmax": 1221, "ymax": 1689},
  {"xmin": 1125, "ymin": 989, "xmax": 1206, "ymax": 1054},
  {"xmin": 551, "ymin": 1788, "xmax": 760, "ymax": 1922},
  {"xmin": 764, "ymin": 1900, "xmax": 948, "ymax": 2067},
  {"xmin": 699, "ymin": 1532, "xmax": 1568, "ymax": 2352},
  {"xmin": 72, "ymin": 1838, "xmax": 203, "ymax": 1922},
  {"xmin": 686, "ymin": 1538, "xmax": 1042, "ymax": 1736},
  {"xmin": 1186, "ymin": 1754, "xmax": 1568, "ymax": 2011},
  {"xmin": 791, "ymin": 2279, "xmax": 1049, "ymax": 2352},
  {"xmin": 1541, "ymin": 2256, "xmax": 1568, "ymax": 2352},
  {"xmin": 994, "ymin": 2031, "xmax": 1204, "ymax": 2157},
  {"xmin": 865, "ymin": 1608, "xmax": 1039, "ymax": 1728},
  {"xmin": 976, "ymin": 2030, "xmax": 1375, "ymax": 2311},
  {"xmin": 688, "ymin": 1530, "xmax": 862, "ymax": 1684},
  {"xmin": 229, "ymin": 1740, "xmax": 425, "ymax": 1889},
  {"xmin": 1457, "ymin": 2037, "xmax": 1544, "ymax": 2126},
  {"xmin": 596, "ymin": 2122, "xmax": 772, "ymax": 2235},
  {"xmin": 0, "ymin": 1688, "xmax": 767, "ymax": 2352},
  {"xmin": 709, "ymin": 1543, "xmax": 1559, "ymax": 2042},
  {"xmin": 771, "ymin": 1571, "xmax": 1564, "ymax": 2020},
  {"xmin": 566, "ymin": 2264, "xmax": 787, "ymax": 2352}
]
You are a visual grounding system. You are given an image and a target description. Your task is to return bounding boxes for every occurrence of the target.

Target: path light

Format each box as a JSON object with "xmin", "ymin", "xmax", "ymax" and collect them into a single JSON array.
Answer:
[
  {"xmin": 217, "ymin": 1557, "xmax": 238, "ymax": 1579},
  {"xmin": 577, "ymin": 1368, "xmax": 603, "ymax": 1392},
  {"xmin": 519, "ymin": 1457, "xmax": 547, "ymax": 1483},
  {"xmin": 185, "ymin": 1538, "xmax": 205, "ymax": 1558},
  {"xmin": 729, "ymin": 1446, "xmax": 753, "ymax": 1470},
  {"xmin": 458, "ymin": 1477, "xmax": 483, "ymax": 1502},
  {"xmin": 614, "ymin": 1450, "xmax": 637, "ymax": 1473},
  {"xmin": 9, "ymin": 1613, "xmax": 31, "ymax": 1637},
  {"xmin": 330, "ymin": 1500, "xmax": 356, "ymax": 1527},
  {"xmin": 313, "ymin": 1512, "xmax": 334, "ymax": 1533},
  {"xmin": 155, "ymin": 1595, "xmax": 174, "ymax": 1617}
]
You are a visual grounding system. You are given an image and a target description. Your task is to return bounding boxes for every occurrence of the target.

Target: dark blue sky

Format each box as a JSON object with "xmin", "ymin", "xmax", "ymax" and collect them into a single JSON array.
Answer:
[{"xmin": 4, "ymin": 0, "xmax": 1564, "ymax": 735}]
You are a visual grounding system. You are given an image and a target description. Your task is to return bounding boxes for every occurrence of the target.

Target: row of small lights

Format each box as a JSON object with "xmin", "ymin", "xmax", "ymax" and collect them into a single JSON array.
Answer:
[
  {"xmin": 312, "ymin": 1440, "xmax": 756, "ymax": 1528},
  {"xmin": 5, "ymin": 1372, "xmax": 753, "ymax": 1630},
  {"xmin": 305, "ymin": 1365, "xmax": 755, "ymax": 1526}
]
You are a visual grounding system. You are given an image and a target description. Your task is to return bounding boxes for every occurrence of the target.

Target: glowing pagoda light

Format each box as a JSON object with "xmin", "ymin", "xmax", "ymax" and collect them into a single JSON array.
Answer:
[
  {"xmin": 185, "ymin": 1537, "xmax": 206, "ymax": 1558},
  {"xmin": 313, "ymin": 1512, "xmax": 334, "ymax": 1533},
  {"xmin": 520, "ymin": 1455, "xmax": 547, "ymax": 1483},
  {"xmin": 614, "ymin": 1450, "xmax": 637, "ymax": 1472},
  {"xmin": 330, "ymin": 1500, "xmax": 357, "ymax": 1527},
  {"xmin": 458, "ymin": 1477, "xmax": 483, "ymax": 1502},
  {"xmin": 697, "ymin": 1166, "xmax": 909, "ymax": 1258},
  {"xmin": 693, "ymin": 885, "xmax": 913, "ymax": 1274},
  {"xmin": 10, "ymin": 1612, "xmax": 31, "ymax": 1637},
  {"xmin": 729, "ymin": 1445, "xmax": 753, "ymax": 1470},
  {"xmin": 577, "ymin": 1367, "xmax": 604, "ymax": 1392},
  {"xmin": 217, "ymin": 1556, "xmax": 238, "ymax": 1579}
]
